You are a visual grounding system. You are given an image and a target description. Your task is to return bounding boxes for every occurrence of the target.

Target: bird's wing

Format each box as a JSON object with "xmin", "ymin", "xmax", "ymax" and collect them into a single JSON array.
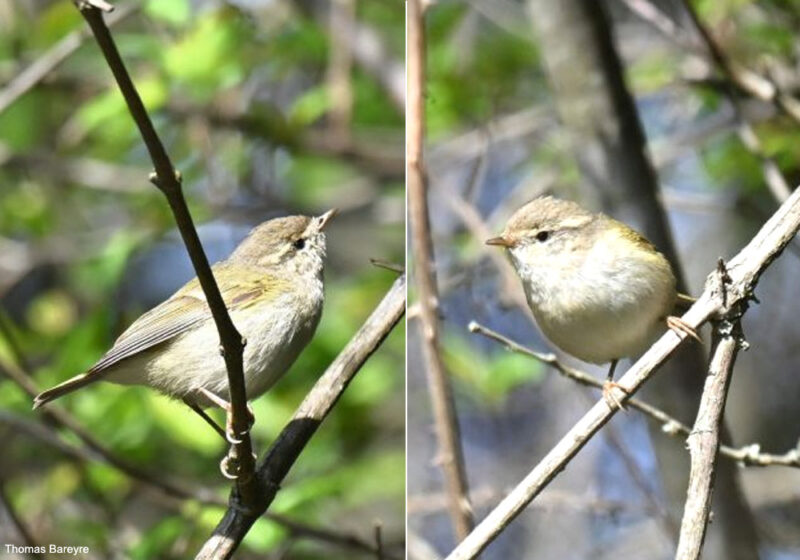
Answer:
[
  {"xmin": 89, "ymin": 265, "xmax": 289, "ymax": 375},
  {"xmin": 88, "ymin": 293, "xmax": 209, "ymax": 374}
]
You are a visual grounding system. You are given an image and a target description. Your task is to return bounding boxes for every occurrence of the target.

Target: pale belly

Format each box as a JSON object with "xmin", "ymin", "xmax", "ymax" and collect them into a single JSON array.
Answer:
[
  {"xmin": 521, "ymin": 259, "xmax": 675, "ymax": 364},
  {"xmin": 533, "ymin": 296, "xmax": 668, "ymax": 364}
]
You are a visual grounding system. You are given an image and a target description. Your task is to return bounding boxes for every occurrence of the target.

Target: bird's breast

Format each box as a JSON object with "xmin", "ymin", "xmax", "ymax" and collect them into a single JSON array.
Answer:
[{"xmin": 518, "ymin": 251, "xmax": 675, "ymax": 364}]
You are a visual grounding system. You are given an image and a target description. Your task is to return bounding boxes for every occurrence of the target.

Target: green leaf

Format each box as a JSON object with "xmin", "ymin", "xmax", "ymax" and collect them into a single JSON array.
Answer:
[
  {"xmin": 289, "ymin": 85, "xmax": 332, "ymax": 126},
  {"xmin": 241, "ymin": 517, "xmax": 290, "ymax": 552},
  {"xmin": 144, "ymin": 0, "xmax": 191, "ymax": 25},
  {"xmin": 149, "ymin": 396, "xmax": 222, "ymax": 455},
  {"xmin": 442, "ymin": 330, "xmax": 545, "ymax": 406},
  {"xmin": 127, "ymin": 516, "xmax": 186, "ymax": 560},
  {"xmin": 162, "ymin": 11, "xmax": 244, "ymax": 96}
]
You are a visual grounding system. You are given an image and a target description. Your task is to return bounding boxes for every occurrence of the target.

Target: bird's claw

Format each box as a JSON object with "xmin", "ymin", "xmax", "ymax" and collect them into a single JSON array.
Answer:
[
  {"xmin": 603, "ymin": 380, "xmax": 629, "ymax": 411},
  {"xmin": 220, "ymin": 455, "xmax": 240, "ymax": 479},
  {"xmin": 667, "ymin": 316, "xmax": 701, "ymax": 343},
  {"xmin": 224, "ymin": 404, "xmax": 255, "ymax": 444},
  {"xmin": 219, "ymin": 452, "xmax": 257, "ymax": 480}
]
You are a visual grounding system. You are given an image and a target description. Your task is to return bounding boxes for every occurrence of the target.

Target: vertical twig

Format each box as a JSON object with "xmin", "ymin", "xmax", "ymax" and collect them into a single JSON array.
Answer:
[
  {"xmin": 195, "ymin": 275, "xmax": 406, "ymax": 559},
  {"xmin": 374, "ymin": 520, "xmax": 384, "ymax": 560},
  {"xmin": 72, "ymin": 2, "xmax": 257, "ymax": 504},
  {"xmin": 407, "ymin": 0, "xmax": 475, "ymax": 542},
  {"xmin": 327, "ymin": 0, "xmax": 356, "ymax": 147},
  {"xmin": 675, "ymin": 295, "xmax": 744, "ymax": 559}
]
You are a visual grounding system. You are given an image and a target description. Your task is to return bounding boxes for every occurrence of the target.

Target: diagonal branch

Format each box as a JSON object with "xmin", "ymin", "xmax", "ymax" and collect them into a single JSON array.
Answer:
[
  {"xmin": 678, "ymin": 0, "xmax": 793, "ymax": 203},
  {"xmin": 620, "ymin": 0, "xmax": 795, "ymax": 203},
  {"xmin": 0, "ymin": 320, "xmax": 398, "ymax": 559},
  {"xmin": 446, "ymin": 185, "xmax": 800, "ymax": 559},
  {"xmin": 0, "ymin": 3, "xmax": 138, "ymax": 116},
  {"xmin": 73, "ymin": 1, "xmax": 255, "ymax": 502},
  {"xmin": 0, "ymin": 481, "xmax": 43, "ymax": 559},
  {"xmin": 195, "ymin": 274, "xmax": 406, "ymax": 559}
]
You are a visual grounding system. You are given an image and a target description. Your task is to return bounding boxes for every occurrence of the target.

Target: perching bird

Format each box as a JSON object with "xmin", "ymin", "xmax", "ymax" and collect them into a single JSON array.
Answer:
[
  {"xmin": 487, "ymin": 197, "xmax": 697, "ymax": 408},
  {"xmin": 34, "ymin": 210, "xmax": 335, "ymax": 433}
]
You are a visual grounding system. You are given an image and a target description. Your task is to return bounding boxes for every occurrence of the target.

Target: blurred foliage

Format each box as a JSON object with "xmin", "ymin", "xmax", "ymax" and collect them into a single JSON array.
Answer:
[
  {"xmin": 624, "ymin": 0, "xmax": 800, "ymax": 194},
  {"xmin": 442, "ymin": 331, "xmax": 544, "ymax": 409},
  {"xmin": 415, "ymin": 0, "xmax": 800, "ymax": 408},
  {"xmin": 424, "ymin": 2, "xmax": 540, "ymax": 140},
  {"xmin": 412, "ymin": 2, "xmax": 800, "ymax": 559},
  {"xmin": 0, "ymin": 1, "xmax": 403, "ymax": 558}
]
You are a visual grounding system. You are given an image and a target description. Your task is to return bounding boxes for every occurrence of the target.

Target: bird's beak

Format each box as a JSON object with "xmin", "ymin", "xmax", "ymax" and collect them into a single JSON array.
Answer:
[
  {"xmin": 486, "ymin": 235, "xmax": 513, "ymax": 248},
  {"xmin": 317, "ymin": 208, "xmax": 338, "ymax": 231}
]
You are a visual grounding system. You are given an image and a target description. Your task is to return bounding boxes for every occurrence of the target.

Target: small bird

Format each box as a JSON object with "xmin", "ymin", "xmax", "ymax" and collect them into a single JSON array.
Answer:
[
  {"xmin": 34, "ymin": 210, "xmax": 335, "ymax": 434},
  {"xmin": 486, "ymin": 197, "xmax": 696, "ymax": 409}
]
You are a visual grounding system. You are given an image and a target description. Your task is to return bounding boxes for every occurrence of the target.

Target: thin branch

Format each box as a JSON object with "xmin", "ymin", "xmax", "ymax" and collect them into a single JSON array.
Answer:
[
  {"xmin": 436, "ymin": 161, "xmax": 530, "ymax": 313},
  {"xmin": 0, "ymin": 3, "xmax": 138, "ymax": 115},
  {"xmin": 617, "ymin": 0, "xmax": 701, "ymax": 51},
  {"xmin": 678, "ymin": 0, "xmax": 793, "ymax": 202},
  {"xmin": 0, "ymin": 321, "xmax": 218, "ymax": 505},
  {"xmin": 0, "ymin": 482, "xmax": 43, "ymax": 559},
  {"xmin": 621, "ymin": 0, "xmax": 795, "ymax": 202},
  {"xmin": 446, "ymin": 185, "xmax": 800, "ymax": 559},
  {"xmin": 408, "ymin": 530, "xmax": 444, "ymax": 560},
  {"xmin": 73, "ymin": 2, "xmax": 256, "ymax": 501},
  {"xmin": 675, "ymin": 311, "xmax": 744, "ymax": 559},
  {"xmin": 594, "ymin": 405, "xmax": 679, "ymax": 542},
  {"xmin": 407, "ymin": 0, "xmax": 475, "ymax": 541},
  {"xmin": 468, "ymin": 321, "xmax": 800, "ymax": 468},
  {"xmin": 409, "ymin": 486, "xmax": 638, "ymax": 517},
  {"xmin": 0, "ymin": 410, "xmax": 387, "ymax": 559},
  {"xmin": 195, "ymin": 274, "xmax": 406, "ymax": 559},
  {"xmin": 0, "ymin": 140, "xmax": 150, "ymax": 193},
  {"xmin": 326, "ymin": 0, "xmax": 356, "ymax": 147},
  {"xmin": 679, "ymin": 0, "xmax": 800, "ymax": 122},
  {"xmin": 374, "ymin": 520, "xmax": 384, "ymax": 560},
  {"xmin": 165, "ymin": 101, "xmax": 404, "ymax": 180}
]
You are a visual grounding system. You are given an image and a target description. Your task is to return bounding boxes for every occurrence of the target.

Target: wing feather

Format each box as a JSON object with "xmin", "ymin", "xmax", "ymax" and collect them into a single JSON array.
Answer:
[
  {"xmin": 88, "ymin": 264, "xmax": 290, "ymax": 375},
  {"xmin": 89, "ymin": 295, "xmax": 209, "ymax": 373}
]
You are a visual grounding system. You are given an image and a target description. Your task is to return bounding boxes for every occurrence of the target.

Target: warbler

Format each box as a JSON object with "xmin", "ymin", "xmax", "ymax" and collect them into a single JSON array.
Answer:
[
  {"xmin": 34, "ymin": 210, "xmax": 335, "ymax": 427},
  {"xmin": 487, "ymin": 196, "xmax": 696, "ymax": 408}
]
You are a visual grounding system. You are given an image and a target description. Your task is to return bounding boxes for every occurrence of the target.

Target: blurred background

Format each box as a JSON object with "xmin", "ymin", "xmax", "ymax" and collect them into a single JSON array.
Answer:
[
  {"xmin": 408, "ymin": 1, "xmax": 800, "ymax": 559},
  {"xmin": 0, "ymin": 1, "xmax": 404, "ymax": 558}
]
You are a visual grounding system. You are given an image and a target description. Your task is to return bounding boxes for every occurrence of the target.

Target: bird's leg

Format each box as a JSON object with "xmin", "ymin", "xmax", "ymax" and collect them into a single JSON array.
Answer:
[
  {"xmin": 666, "ymin": 316, "xmax": 702, "ymax": 343},
  {"xmin": 602, "ymin": 359, "xmax": 629, "ymax": 411},
  {"xmin": 196, "ymin": 387, "xmax": 255, "ymax": 444},
  {"xmin": 183, "ymin": 399, "xmax": 227, "ymax": 441}
]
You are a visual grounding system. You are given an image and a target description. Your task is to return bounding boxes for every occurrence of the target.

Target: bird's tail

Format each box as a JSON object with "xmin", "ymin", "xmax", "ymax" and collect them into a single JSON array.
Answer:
[{"xmin": 33, "ymin": 372, "xmax": 98, "ymax": 409}]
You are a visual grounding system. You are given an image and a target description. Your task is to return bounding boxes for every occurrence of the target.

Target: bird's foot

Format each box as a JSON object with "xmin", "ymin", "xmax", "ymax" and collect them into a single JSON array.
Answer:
[
  {"xmin": 220, "ymin": 455, "xmax": 240, "ymax": 480},
  {"xmin": 666, "ymin": 316, "xmax": 701, "ymax": 343},
  {"xmin": 223, "ymin": 404, "xmax": 255, "ymax": 444},
  {"xmin": 197, "ymin": 388, "xmax": 254, "ymax": 444},
  {"xmin": 602, "ymin": 380, "xmax": 630, "ymax": 411},
  {"xmin": 219, "ymin": 450, "xmax": 257, "ymax": 480}
]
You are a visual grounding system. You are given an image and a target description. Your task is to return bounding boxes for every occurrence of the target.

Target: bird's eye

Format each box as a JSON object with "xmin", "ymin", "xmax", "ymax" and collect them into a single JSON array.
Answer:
[
  {"xmin": 536, "ymin": 231, "xmax": 550, "ymax": 242},
  {"xmin": 293, "ymin": 238, "xmax": 306, "ymax": 250}
]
